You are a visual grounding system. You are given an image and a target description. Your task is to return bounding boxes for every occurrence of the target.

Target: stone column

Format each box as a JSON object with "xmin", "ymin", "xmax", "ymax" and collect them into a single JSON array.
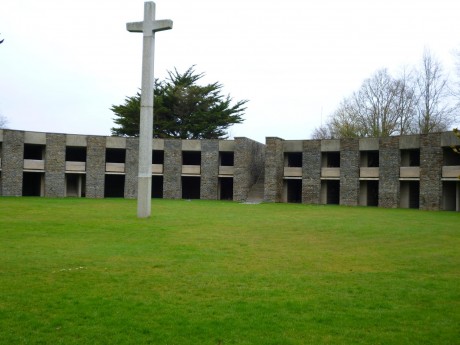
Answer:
[
  {"xmin": 264, "ymin": 137, "xmax": 284, "ymax": 202},
  {"xmin": 340, "ymin": 138, "xmax": 360, "ymax": 206},
  {"xmin": 1, "ymin": 130, "xmax": 24, "ymax": 196},
  {"xmin": 45, "ymin": 133, "xmax": 66, "ymax": 197},
  {"xmin": 234, "ymin": 137, "xmax": 265, "ymax": 202},
  {"xmin": 302, "ymin": 140, "xmax": 321, "ymax": 204},
  {"xmin": 86, "ymin": 136, "xmax": 106, "ymax": 198},
  {"xmin": 200, "ymin": 139, "xmax": 219, "ymax": 200},
  {"xmin": 124, "ymin": 137, "xmax": 139, "ymax": 199},
  {"xmin": 379, "ymin": 136, "xmax": 400, "ymax": 208},
  {"xmin": 420, "ymin": 133, "xmax": 442, "ymax": 210},
  {"xmin": 163, "ymin": 139, "xmax": 181, "ymax": 199}
]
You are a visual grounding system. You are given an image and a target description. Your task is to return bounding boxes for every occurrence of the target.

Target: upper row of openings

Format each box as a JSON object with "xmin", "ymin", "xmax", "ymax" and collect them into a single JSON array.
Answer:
[
  {"xmin": 360, "ymin": 151, "xmax": 379, "ymax": 167},
  {"xmin": 284, "ymin": 152, "xmax": 302, "ymax": 167},
  {"xmin": 322, "ymin": 152, "xmax": 340, "ymax": 168},
  {"xmin": 24, "ymin": 144, "xmax": 45, "ymax": 160}
]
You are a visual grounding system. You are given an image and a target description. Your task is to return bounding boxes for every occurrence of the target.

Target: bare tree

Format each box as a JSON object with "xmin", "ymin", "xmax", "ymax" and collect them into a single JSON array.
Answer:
[
  {"xmin": 312, "ymin": 69, "xmax": 418, "ymax": 139},
  {"xmin": 415, "ymin": 49, "xmax": 456, "ymax": 133},
  {"xmin": 0, "ymin": 115, "xmax": 8, "ymax": 129}
]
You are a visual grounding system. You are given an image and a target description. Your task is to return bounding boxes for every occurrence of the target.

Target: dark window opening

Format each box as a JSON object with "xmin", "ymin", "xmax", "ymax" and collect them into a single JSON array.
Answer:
[
  {"xmin": 106, "ymin": 148, "xmax": 125, "ymax": 163},
  {"xmin": 362, "ymin": 151, "xmax": 379, "ymax": 167},
  {"xmin": 401, "ymin": 149, "xmax": 420, "ymax": 167},
  {"xmin": 286, "ymin": 179, "xmax": 302, "ymax": 203},
  {"xmin": 220, "ymin": 152, "xmax": 234, "ymax": 166},
  {"xmin": 182, "ymin": 151, "xmax": 201, "ymax": 165},
  {"xmin": 324, "ymin": 152, "xmax": 340, "ymax": 168},
  {"xmin": 66, "ymin": 174, "xmax": 86, "ymax": 197},
  {"xmin": 443, "ymin": 147, "xmax": 460, "ymax": 165},
  {"xmin": 152, "ymin": 175, "xmax": 164, "ymax": 198},
  {"xmin": 152, "ymin": 150, "xmax": 164, "ymax": 164},
  {"xmin": 104, "ymin": 175, "xmax": 125, "ymax": 198},
  {"xmin": 182, "ymin": 176, "xmax": 200, "ymax": 199},
  {"xmin": 24, "ymin": 144, "xmax": 45, "ymax": 160},
  {"xmin": 66, "ymin": 147, "xmax": 87, "ymax": 162},
  {"xmin": 408, "ymin": 181, "xmax": 420, "ymax": 209},
  {"xmin": 285, "ymin": 152, "xmax": 302, "ymax": 167},
  {"xmin": 22, "ymin": 172, "xmax": 43, "ymax": 196},
  {"xmin": 219, "ymin": 177, "xmax": 233, "ymax": 200}
]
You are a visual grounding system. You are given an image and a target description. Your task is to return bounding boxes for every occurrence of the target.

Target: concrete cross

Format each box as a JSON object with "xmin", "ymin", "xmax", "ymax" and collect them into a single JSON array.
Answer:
[{"xmin": 127, "ymin": 2, "xmax": 173, "ymax": 218}]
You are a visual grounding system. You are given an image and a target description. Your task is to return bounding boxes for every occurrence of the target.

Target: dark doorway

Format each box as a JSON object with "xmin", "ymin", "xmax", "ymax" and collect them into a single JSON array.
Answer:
[
  {"xmin": 182, "ymin": 176, "xmax": 200, "ymax": 199},
  {"xmin": 367, "ymin": 180, "xmax": 379, "ymax": 206},
  {"xmin": 104, "ymin": 175, "xmax": 125, "ymax": 198},
  {"xmin": 327, "ymin": 180, "xmax": 340, "ymax": 204},
  {"xmin": 23, "ymin": 172, "xmax": 43, "ymax": 196},
  {"xmin": 219, "ymin": 177, "xmax": 233, "ymax": 200},
  {"xmin": 286, "ymin": 179, "xmax": 302, "ymax": 203},
  {"xmin": 152, "ymin": 176, "xmax": 164, "ymax": 198}
]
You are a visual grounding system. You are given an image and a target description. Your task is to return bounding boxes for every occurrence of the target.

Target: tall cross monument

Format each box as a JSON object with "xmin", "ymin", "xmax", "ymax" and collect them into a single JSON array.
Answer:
[{"xmin": 127, "ymin": 2, "xmax": 173, "ymax": 218}]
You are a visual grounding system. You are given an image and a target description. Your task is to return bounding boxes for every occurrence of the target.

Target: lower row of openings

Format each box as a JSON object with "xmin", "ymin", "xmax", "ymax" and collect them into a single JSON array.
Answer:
[
  {"xmin": 104, "ymin": 175, "xmax": 165, "ymax": 198},
  {"xmin": 321, "ymin": 180, "xmax": 340, "ymax": 205},
  {"xmin": 359, "ymin": 180, "xmax": 379, "ymax": 207},
  {"xmin": 400, "ymin": 181, "xmax": 420, "ymax": 209},
  {"xmin": 284, "ymin": 179, "xmax": 302, "ymax": 203}
]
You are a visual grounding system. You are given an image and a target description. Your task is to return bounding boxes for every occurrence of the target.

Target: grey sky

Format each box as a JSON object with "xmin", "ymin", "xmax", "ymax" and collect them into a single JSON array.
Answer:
[{"xmin": 1, "ymin": 0, "xmax": 459, "ymax": 143}]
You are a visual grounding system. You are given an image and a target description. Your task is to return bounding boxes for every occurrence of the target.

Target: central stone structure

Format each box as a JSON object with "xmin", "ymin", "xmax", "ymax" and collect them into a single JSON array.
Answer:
[{"xmin": 127, "ymin": 2, "xmax": 173, "ymax": 218}]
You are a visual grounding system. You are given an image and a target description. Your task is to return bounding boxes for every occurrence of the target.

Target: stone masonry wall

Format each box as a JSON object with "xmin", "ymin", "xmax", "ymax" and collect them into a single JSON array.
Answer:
[
  {"xmin": 234, "ymin": 137, "xmax": 265, "ymax": 202},
  {"xmin": 1, "ymin": 130, "xmax": 24, "ymax": 196},
  {"xmin": 302, "ymin": 140, "xmax": 321, "ymax": 204},
  {"xmin": 163, "ymin": 139, "xmax": 182, "ymax": 199},
  {"xmin": 379, "ymin": 136, "xmax": 400, "ymax": 208},
  {"xmin": 264, "ymin": 137, "xmax": 284, "ymax": 202},
  {"xmin": 200, "ymin": 140, "xmax": 219, "ymax": 200},
  {"xmin": 45, "ymin": 133, "xmax": 66, "ymax": 197},
  {"xmin": 86, "ymin": 136, "xmax": 106, "ymax": 198},
  {"xmin": 340, "ymin": 138, "xmax": 360, "ymax": 206},
  {"xmin": 124, "ymin": 137, "xmax": 139, "ymax": 199},
  {"xmin": 420, "ymin": 133, "xmax": 442, "ymax": 210}
]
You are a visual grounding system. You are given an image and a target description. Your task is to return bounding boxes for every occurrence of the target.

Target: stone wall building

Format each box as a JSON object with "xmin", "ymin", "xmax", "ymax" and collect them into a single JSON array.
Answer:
[
  {"xmin": 0, "ymin": 129, "xmax": 459, "ymax": 211},
  {"xmin": 264, "ymin": 132, "xmax": 460, "ymax": 211}
]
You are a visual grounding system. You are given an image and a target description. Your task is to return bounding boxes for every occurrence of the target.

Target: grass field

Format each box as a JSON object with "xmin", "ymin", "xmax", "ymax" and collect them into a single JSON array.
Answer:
[{"xmin": 0, "ymin": 197, "xmax": 459, "ymax": 345}]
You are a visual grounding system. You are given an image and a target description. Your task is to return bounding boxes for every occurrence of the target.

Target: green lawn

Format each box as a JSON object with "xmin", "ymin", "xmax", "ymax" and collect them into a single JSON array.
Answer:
[{"xmin": 0, "ymin": 197, "xmax": 459, "ymax": 345}]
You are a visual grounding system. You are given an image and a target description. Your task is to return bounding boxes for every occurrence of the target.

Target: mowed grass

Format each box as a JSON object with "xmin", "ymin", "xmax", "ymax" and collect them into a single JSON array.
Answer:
[{"xmin": 0, "ymin": 198, "xmax": 459, "ymax": 345}]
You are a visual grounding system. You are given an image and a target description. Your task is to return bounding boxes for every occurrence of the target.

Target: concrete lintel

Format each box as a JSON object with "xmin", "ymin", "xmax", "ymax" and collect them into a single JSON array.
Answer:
[
  {"xmin": 182, "ymin": 140, "xmax": 201, "ymax": 151},
  {"xmin": 441, "ymin": 131, "xmax": 460, "ymax": 147},
  {"xmin": 283, "ymin": 140, "xmax": 303, "ymax": 152},
  {"xmin": 24, "ymin": 131, "xmax": 46, "ymax": 145},
  {"xmin": 153, "ymin": 139, "xmax": 165, "ymax": 150},
  {"xmin": 399, "ymin": 135, "xmax": 420, "ymax": 149},
  {"xmin": 321, "ymin": 139, "xmax": 340, "ymax": 152},
  {"xmin": 219, "ymin": 140, "xmax": 235, "ymax": 152},
  {"xmin": 66, "ymin": 134, "xmax": 87, "ymax": 147},
  {"xmin": 359, "ymin": 137, "xmax": 379, "ymax": 151},
  {"xmin": 106, "ymin": 136, "xmax": 127, "ymax": 149}
]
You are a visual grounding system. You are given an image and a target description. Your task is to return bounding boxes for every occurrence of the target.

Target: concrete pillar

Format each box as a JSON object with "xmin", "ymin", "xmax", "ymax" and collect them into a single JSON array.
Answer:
[
  {"xmin": 86, "ymin": 136, "xmax": 106, "ymax": 198},
  {"xmin": 420, "ymin": 133, "xmax": 442, "ymax": 210},
  {"xmin": 200, "ymin": 140, "xmax": 219, "ymax": 200},
  {"xmin": 124, "ymin": 137, "xmax": 139, "ymax": 199},
  {"xmin": 45, "ymin": 133, "xmax": 66, "ymax": 197},
  {"xmin": 163, "ymin": 139, "xmax": 181, "ymax": 199},
  {"xmin": 1, "ymin": 130, "xmax": 24, "ymax": 196},
  {"xmin": 379, "ymin": 136, "xmax": 400, "ymax": 208},
  {"xmin": 263, "ymin": 137, "xmax": 284, "ymax": 202},
  {"xmin": 302, "ymin": 140, "xmax": 321, "ymax": 204},
  {"xmin": 340, "ymin": 138, "xmax": 360, "ymax": 206}
]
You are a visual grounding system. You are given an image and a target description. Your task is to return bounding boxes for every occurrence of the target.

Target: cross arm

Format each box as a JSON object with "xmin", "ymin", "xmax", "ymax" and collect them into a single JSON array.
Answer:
[{"xmin": 126, "ymin": 19, "xmax": 173, "ymax": 33}]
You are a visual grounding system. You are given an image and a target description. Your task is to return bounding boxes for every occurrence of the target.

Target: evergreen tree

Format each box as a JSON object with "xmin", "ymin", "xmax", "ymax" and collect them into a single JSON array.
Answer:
[{"xmin": 111, "ymin": 66, "xmax": 247, "ymax": 139}]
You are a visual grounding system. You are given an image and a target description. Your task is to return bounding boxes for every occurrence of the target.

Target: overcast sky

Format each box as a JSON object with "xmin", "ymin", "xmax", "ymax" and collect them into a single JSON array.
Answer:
[{"xmin": 1, "ymin": 0, "xmax": 459, "ymax": 143}]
